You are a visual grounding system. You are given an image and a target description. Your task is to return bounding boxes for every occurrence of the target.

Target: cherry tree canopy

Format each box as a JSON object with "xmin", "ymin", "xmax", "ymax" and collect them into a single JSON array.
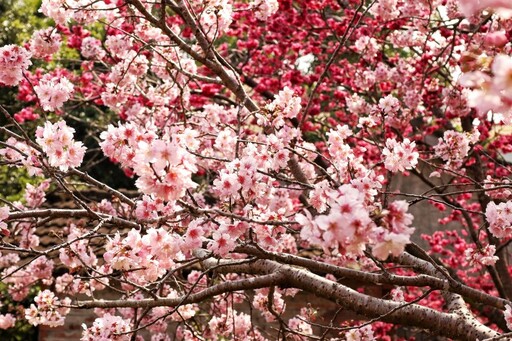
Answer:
[{"xmin": 1, "ymin": 0, "xmax": 512, "ymax": 339}]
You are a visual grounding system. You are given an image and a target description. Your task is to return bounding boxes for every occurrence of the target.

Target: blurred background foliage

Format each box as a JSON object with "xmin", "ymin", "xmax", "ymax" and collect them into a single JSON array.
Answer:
[
  {"xmin": 0, "ymin": 0, "xmax": 47, "ymax": 115},
  {"xmin": 0, "ymin": 0, "xmax": 49, "ymax": 45}
]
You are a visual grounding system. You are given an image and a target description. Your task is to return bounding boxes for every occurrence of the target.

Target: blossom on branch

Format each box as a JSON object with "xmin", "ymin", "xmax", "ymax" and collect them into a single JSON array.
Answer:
[
  {"xmin": 35, "ymin": 120, "xmax": 86, "ymax": 171},
  {"xmin": 382, "ymin": 138, "xmax": 419, "ymax": 173},
  {"xmin": 25, "ymin": 290, "xmax": 70, "ymax": 327},
  {"xmin": 34, "ymin": 74, "xmax": 74, "ymax": 112},
  {"xmin": 29, "ymin": 27, "xmax": 61, "ymax": 59},
  {"xmin": 0, "ymin": 45, "xmax": 31, "ymax": 86},
  {"xmin": 252, "ymin": 0, "xmax": 279, "ymax": 21},
  {"xmin": 81, "ymin": 313, "xmax": 131, "ymax": 341}
]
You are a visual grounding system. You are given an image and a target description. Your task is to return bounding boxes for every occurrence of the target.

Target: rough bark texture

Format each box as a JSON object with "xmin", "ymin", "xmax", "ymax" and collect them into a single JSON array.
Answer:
[{"xmin": 75, "ymin": 250, "xmax": 501, "ymax": 340}]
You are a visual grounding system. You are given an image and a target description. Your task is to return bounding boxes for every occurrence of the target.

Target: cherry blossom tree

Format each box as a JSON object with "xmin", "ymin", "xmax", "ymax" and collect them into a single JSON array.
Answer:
[{"xmin": 2, "ymin": 0, "xmax": 512, "ymax": 340}]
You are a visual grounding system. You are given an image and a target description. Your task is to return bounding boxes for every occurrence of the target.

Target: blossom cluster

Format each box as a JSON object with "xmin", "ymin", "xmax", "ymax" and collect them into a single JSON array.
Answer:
[
  {"xmin": 0, "ymin": 314, "xmax": 16, "ymax": 330},
  {"xmin": 34, "ymin": 74, "xmax": 74, "ymax": 111},
  {"xmin": 0, "ymin": 44, "xmax": 32, "ymax": 86},
  {"xmin": 464, "ymin": 244, "xmax": 499, "ymax": 267},
  {"xmin": 460, "ymin": 55, "xmax": 512, "ymax": 124},
  {"xmin": 0, "ymin": 137, "xmax": 42, "ymax": 176},
  {"xmin": 506, "ymin": 305, "xmax": 512, "ymax": 330},
  {"xmin": 433, "ymin": 130, "xmax": 479, "ymax": 170},
  {"xmin": 100, "ymin": 123, "xmax": 198, "ymax": 201},
  {"xmin": 483, "ymin": 176, "xmax": 512, "ymax": 200},
  {"xmin": 298, "ymin": 184, "xmax": 374, "ymax": 255},
  {"xmin": 372, "ymin": 200, "xmax": 415, "ymax": 260},
  {"xmin": 345, "ymin": 325, "xmax": 376, "ymax": 341},
  {"xmin": 252, "ymin": 0, "xmax": 279, "ymax": 21},
  {"xmin": 25, "ymin": 290, "xmax": 70, "ymax": 327},
  {"xmin": 200, "ymin": 0, "xmax": 233, "ymax": 38},
  {"xmin": 382, "ymin": 138, "xmax": 419, "ymax": 173},
  {"xmin": 59, "ymin": 224, "xmax": 98, "ymax": 269},
  {"xmin": 81, "ymin": 313, "xmax": 131, "ymax": 341},
  {"xmin": 24, "ymin": 180, "xmax": 50, "ymax": 208},
  {"xmin": 103, "ymin": 228, "xmax": 183, "ymax": 285},
  {"xmin": 288, "ymin": 316, "xmax": 313, "ymax": 340},
  {"xmin": 265, "ymin": 86, "xmax": 302, "ymax": 127},
  {"xmin": 80, "ymin": 36, "xmax": 105, "ymax": 59},
  {"xmin": 458, "ymin": 0, "xmax": 512, "ymax": 18},
  {"xmin": 29, "ymin": 27, "xmax": 61, "ymax": 59},
  {"xmin": 0, "ymin": 206, "xmax": 10, "ymax": 237},
  {"xmin": 206, "ymin": 305, "xmax": 261, "ymax": 340},
  {"xmin": 253, "ymin": 290, "xmax": 286, "ymax": 322},
  {"xmin": 3, "ymin": 257, "xmax": 55, "ymax": 301},
  {"xmin": 39, "ymin": 0, "xmax": 114, "ymax": 25},
  {"xmin": 35, "ymin": 120, "xmax": 86, "ymax": 171},
  {"xmin": 485, "ymin": 201, "xmax": 512, "ymax": 239},
  {"xmin": 325, "ymin": 125, "xmax": 355, "ymax": 181},
  {"xmin": 1, "ymin": 0, "xmax": 512, "ymax": 339}
]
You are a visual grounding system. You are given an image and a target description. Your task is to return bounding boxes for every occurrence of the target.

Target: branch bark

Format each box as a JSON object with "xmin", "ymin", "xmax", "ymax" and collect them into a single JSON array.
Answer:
[{"xmin": 193, "ymin": 250, "xmax": 500, "ymax": 340}]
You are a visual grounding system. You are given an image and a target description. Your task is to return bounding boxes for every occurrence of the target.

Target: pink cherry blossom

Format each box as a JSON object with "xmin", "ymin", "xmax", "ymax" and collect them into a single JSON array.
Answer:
[
  {"xmin": 24, "ymin": 181, "xmax": 50, "ymax": 208},
  {"xmin": 288, "ymin": 317, "xmax": 313, "ymax": 339},
  {"xmin": 306, "ymin": 184, "xmax": 374, "ymax": 254},
  {"xmin": 372, "ymin": 201, "xmax": 415, "ymax": 260},
  {"xmin": 0, "ymin": 44, "xmax": 32, "ymax": 86},
  {"xmin": 35, "ymin": 120, "xmax": 86, "ymax": 171},
  {"xmin": 80, "ymin": 37, "xmax": 106, "ymax": 59},
  {"xmin": 345, "ymin": 325, "xmax": 376, "ymax": 341},
  {"xmin": 505, "ymin": 305, "xmax": 512, "ymax": 330},
  {"xmin": 200, "ymin": 0, "xmax": 233, "ymax": 38},
  {"xmin": 0, "ymin": 206, "xmax": 10, "ymax": 237},
  {"xmin": 484, "ymin": 31, "xmax": 508, "ymax": 47},
  {"xmin": 458, "ymin": 0, "xmax": 512, "ymax": 18},
  {"xmin": 465, "ymin": 244, "xmax": 499, "ymax": 266},
  {"xmin": 105, "ymin": 35, "xmax": 133, "ymax": 59},
  {"xmin": 25, "ymin": 290, "xmax": 70, "ymax": 327},
  {"xmin": 182, "ymin": 220, "xmax": 206, "ymax": 253},
  {"xmin": 372, "ymin": 231, "xmax": 411, "ymax": 260},
  {"xmin": 214, "ymin": 170, "xmax": 242, "ymax": 198},
  {"xmin": 59, "ymin": 224, "xmax": 97, "ymax": 269},
  {"xmin": 2, "ymin": 0, "xmax": 512, "ymax": 339},
  {"xmin": 266, "ymin": 86, "xmax": 302, "ymax": 121},
  {"xmin": 382, "ymin": 138, "xmax": 419, "ymax": 173},
  {"xmin": 253, "ymin": 290, "xmax": 285, "ymax": 322},
  {"xmin": 208, "ymin": 232, "xmax": 237, "ymax": 256},
  {"xmin": 39, "ymin": 0, "xmax": 69, "ymax": 25},
  {"xmin": 491, "ymin": 55, "xmax": 512, "ymax": 100},
  {"xmin": 0, "ymin": 314, "xmax": 15, "ymax": 329},
  {"xmin": 434, "ymin": 130, "xmax": 479, "ymax": 170},
  {"xmin": 378, "ymin": 95, "xmax": 401, "ymax": 114},
  {"xmin": 370, "ymin": 0, "xmax": 400, "ymax": 20},
  {"xmin": 81, "ymin": 313, "xmax": 131, "ymax": 341},
  {"xmin": 34, "ymin": 74, "xmax": 74, "ymax": 111},
  {"xmin": 391, "ymin": 287, "xmax": 405, "ymax": 302},
  {"xmin": 253, "ymin": 0, "xmax": 279, "ymax": 21},
  {"xmin": 485, "ymin": 201, "xmax": 512, "ymax": 238},
  {"xmin": 30, "ymin": 27, "xmax": 61, "ymax": 58}
]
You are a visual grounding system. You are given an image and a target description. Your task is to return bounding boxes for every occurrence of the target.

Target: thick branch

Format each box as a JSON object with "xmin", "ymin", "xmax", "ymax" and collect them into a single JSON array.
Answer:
[
  {"xmin": 284, "ymin": 265, "xmax": 499, "ymax": 340},
  {"xmin": 238, "ymin": 245, "xmax": 510, "ymax": 310},
  {"xmin": 7, "ymin": 208, "xmax": 139, "ymax": 229},
  {"xmin": 75, "ymin": 271, "xmax": 284, "ymax": 309},
  {"xmin": 194, "ymin": 250, "xmax": 499, "ymax": 340}
]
